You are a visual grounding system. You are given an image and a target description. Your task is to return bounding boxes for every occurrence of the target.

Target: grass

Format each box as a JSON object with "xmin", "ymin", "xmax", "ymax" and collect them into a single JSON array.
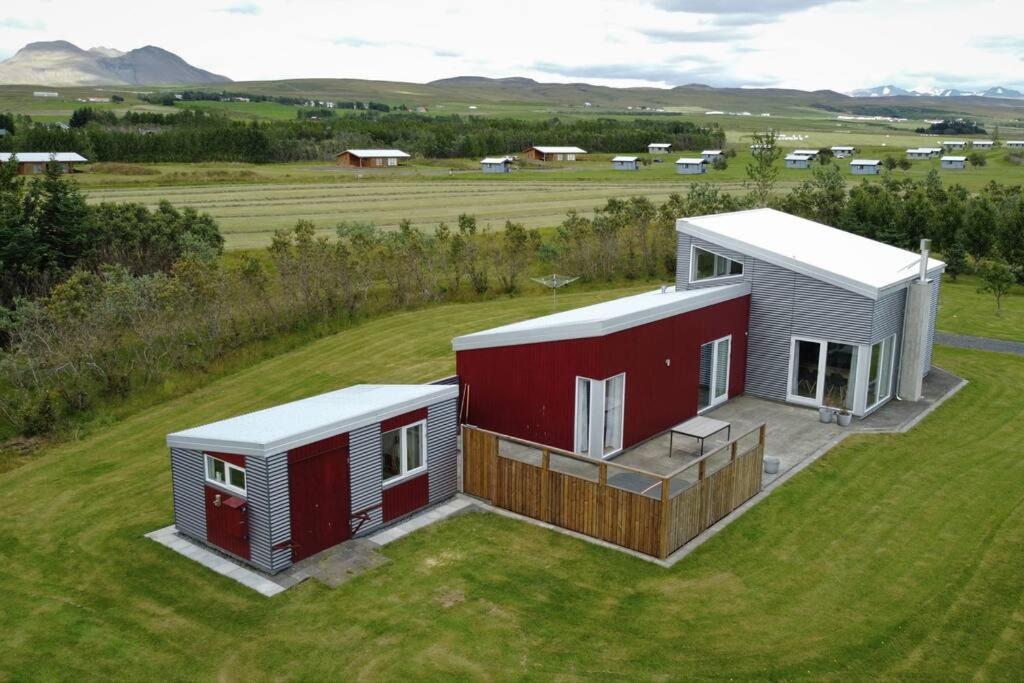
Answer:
[
  {"xmin": 937, "ymin": 273, "xmax": 1024, "ymax": 341},
  {"xmin": 1, "ymin": 280, "xmax": 1023, "ymax": 679}
]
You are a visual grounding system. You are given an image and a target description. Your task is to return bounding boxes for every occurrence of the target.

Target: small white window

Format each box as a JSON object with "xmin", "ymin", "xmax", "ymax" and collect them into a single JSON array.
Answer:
[
  {"xmin": 691, "ymin": 246, "xmax": 743, "ymax": 282},
  {"xmin": 205, "ymin": 454, "xmax": 246, "ymax": 495},
  {"xmin": 382, "ymin": 420, "xmax": 427, "ymax": 484}
]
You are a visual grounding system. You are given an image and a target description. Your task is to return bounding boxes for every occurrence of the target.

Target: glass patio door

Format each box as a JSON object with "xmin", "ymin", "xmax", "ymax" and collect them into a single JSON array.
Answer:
[
  {"xmin": 698, "ymin": 336, "xmax": 731, "ymax": 412},
  {"xmin": 788, "ymin": 338, "xmax": 858, "ymax": 411}
]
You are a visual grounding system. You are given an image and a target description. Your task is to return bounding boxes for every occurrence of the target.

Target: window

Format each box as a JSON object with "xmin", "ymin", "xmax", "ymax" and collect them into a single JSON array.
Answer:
[
  {"xmin": 603, "ymin": 374, "xmax": 625, "ymax": 456},
  {"xmin": 381, "ymin": 421, "xmax": 426, "ymax": 484},
  {"xmin": 205, "ymin": 454, "xmax": 246, "ymax": 495},
  {"xmin": 575, "ymin": 377, "xmax": 591, "ymax": 454},
  {"xmin": 866, "ymin": 336, "xmax": 895, "ymax": 410},
  {"xmin": 574, "ymin": 373, "xmax": 626, "ymax": 458},
  {"xmin": 691, "ymin": 246, "xmax": 743, "ymax": 282}
]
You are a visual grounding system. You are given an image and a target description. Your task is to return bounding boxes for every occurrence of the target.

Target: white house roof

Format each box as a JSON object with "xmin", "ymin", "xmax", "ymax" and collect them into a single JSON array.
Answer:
[
  {"xmin": 942, "ymin": 156, "xmax": 967, "ymax": 162},
  {"xmin": 906, "ymin": 148, "xmax": 927, "ymax": 153},
  {"xmin": 481, "ymin": 156, "xmax": 512, "ymax": 164},
  {"xmin": 612, "ymin": 156, "xmax": 639, "ymax": 162},
  {"xmin": 166, "ymin": 384, "xmax": 457, "ymax": 457},
  {"xmin": 0, "ymin": 152, "xmax": 87, "ymax": 163},
  {"xmin": 452, "ymin": 284, "xmax": 750, "ymax": 352},
  {"xmin": 1008, "ymin": 140, "xmax": 1024, "ymax": 145},
  {"xmin": 530, "ymin": 146, "xmax": 587, "ymax": 154},
  {"xmin": 676, "ymin": 208, "xmax": 945, "ymax": 300},
  {"xmin": 792, "ymin": 149, "xmax": 819, "ymax": 156},
  {"xmin": 831, "ymin": 146, "xmax": 855, "ymax": 151},
  {"xmin": 701, "ymin": 149, "xmax": 722, "ymax": 154},
  {"xmin": 850, "ymin": 159, "xmax": 881, "ymax": 165},
  {"xmin": 973, "ymin": 140, "xmax": 993, "ymax": 144},
  {"xmin": 340, "ymin": 149, "xmax": 411, "ymax": 158},
  {"xmin": 785, "ymin": 153, "xmax": 812, "ymax": 161},
  {"xmin": 648, "ymin": 143, "xmax": 671, "ymax": 148},
  {"xmin": 943, "ymin": 140, "xmax": 966, "ymax": 144},
  {"xmin": 675, "ymin": 157, "xmax": 705, "ymax": 164}
]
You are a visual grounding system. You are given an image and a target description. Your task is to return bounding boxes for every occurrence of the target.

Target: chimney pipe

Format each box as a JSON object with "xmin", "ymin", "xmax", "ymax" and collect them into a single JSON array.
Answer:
[{"xmin": 919, "ymin": 238, "xmax": 931, "ymax": 283}]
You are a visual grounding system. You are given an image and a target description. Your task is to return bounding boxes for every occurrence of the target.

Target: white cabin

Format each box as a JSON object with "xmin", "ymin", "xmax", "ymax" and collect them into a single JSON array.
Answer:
[
  {"xmin": 785, "ymin": 153, "xmax": 813, "ymax": 169},
  {"xmin": 612, "ymin": 156, "xmax": 640, "ymax": 170},
  {"xmin": 850, "ymin": 159, "xmax": 881, "ymax": 175},
  {"xmin": 1008, "ymin": 141, "xmax": 1024, "ymax": 149},
  {"xmin": 972, "ymin": 140, "xmax": 993, "ymax": 149},
  {"xmin": 942, "ymin": 140, "xmax": 967, "ymax": 150},
  {"xmin": 675, "ymin": 158, "xmax": 707, "ymax": 174},
  {"xmin": 831, "ymin": 146, "xmax": 855, "ymax": 158},
  {"xmin": 480, "ymin": 157, "xmax": 513, "ymax": 173},
  {"xmin": 648, "ymin": 143, "xmax": 672, "ymax": 154},
  {"xmin": 941, "ymin": 156, "xmax": 966, "ymax": 169},
  {"xmin": 700, "ymin": 150, "xmax": 723, "ymax": 162},
  {"xmin": 906, "ymin": 148, "xmax": 931, "ymax": 160}
]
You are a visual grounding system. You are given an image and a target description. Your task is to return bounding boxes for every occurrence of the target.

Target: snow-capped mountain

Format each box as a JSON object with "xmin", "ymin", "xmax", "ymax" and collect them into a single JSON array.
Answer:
[{"xmin": 848, "ymin": 84, "xmax": 1024, "ymax": 99}]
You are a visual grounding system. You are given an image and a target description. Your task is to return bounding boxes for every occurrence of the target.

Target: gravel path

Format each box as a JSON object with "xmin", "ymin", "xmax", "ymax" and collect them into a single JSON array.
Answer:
[{"xmin": 936, "ymin": 331, "xmax": 1024, "ymax": 356}]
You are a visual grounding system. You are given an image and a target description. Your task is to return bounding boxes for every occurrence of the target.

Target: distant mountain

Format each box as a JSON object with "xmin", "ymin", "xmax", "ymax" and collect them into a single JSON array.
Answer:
[
  {"xmin": 849, "ymin": 83, "xmax": 1024, "ymax": 99},
  {"xmin": 0, "ymin": 40, "xmax": 231, "ymax": 86}
]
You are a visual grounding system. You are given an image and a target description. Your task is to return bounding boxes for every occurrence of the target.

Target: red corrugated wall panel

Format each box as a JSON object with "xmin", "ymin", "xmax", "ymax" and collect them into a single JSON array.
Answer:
[{"xmin": 382, "ymin": 473, "xmax": 430, "ymax": 522}]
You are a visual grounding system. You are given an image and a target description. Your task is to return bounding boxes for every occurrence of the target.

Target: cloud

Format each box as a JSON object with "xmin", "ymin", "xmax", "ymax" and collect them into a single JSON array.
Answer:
[
  {"xmin": 637, "ymin": 27, "xmax": 746, "ymax": 43},
  {"xmin": 0, "ymin": 17, "xmax": 45, "ymax": 30},
  {"xmin": 219, "ymin": 3, "xmax": 260, "ymax": 15},
  {"xmin": 333, "ymin": 36, "xmax": 375, "ymax": 47},
  {"xmin": 529, "ymin": 59, "xmax": 767, "ymax": 87},
  {"xmin": 654, "ymin": 0, "xmax": 851, "ymax": 13},
  {"xmin": 432, "ymin": 49, "xmax": 460, "ymax": 58},
  {"xmin": 975, "ymin": 35, "xmax": 1023, "ymax": 51}
]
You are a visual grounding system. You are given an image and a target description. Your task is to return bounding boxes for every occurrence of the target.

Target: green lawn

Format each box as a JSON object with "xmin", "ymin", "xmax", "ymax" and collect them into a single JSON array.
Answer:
[
  {"xmin": 937, "ymin": 273, "xmax": 1024, "ymax": 342},
  {"xmin": 1, "ymin": 283, "xmax": 1023, "ymax": 679}
]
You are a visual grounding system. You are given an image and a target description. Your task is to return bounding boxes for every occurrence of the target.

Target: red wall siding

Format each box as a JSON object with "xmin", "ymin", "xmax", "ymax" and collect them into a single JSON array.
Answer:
[
  {"xmin": 288, "ymin": 434, "xmax": 351, "ymax": 562},
  {"xmin": 382, "ymin": 473, "xmax": 430, "ymax": 522},
  {"xmin": 204, "ymin": 486, "xmax": 250, "ymax": 559},
  {"xmin": 380, "ymin": 407, "xmax": 428, "ymax": 433},
  {"xmin": 456, "ymin": 295, "xmax": 750, "ymax": 452},
  {"xmin": 206, "ymin": 451, "xmax": 246, "ymax": 467}
]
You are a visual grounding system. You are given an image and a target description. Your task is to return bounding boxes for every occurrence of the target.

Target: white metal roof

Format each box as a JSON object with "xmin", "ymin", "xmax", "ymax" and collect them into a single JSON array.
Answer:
[
  {"xmin": 942, "ymin": 156, "xmax": 967, "ymax": 162},
  {"xmin": 942, "ymin": 140, "xmax": 966, "ymax": 145},
  {"xmin": 792, "ymin": 149, "xmax": 819, "ymax": 155},
  {"xmin": 340, "ymin": 149, "xmax": 411, "ymax": 158},
  {"xmin": 676, "ymin": 208, "xmax": 945, "ymax": 300},
  {"xmin": 530, "ymin": 146, "xmax": 587, "ymax": 154},
  {"xmin": 0, "ymin": 152, "xmax": 87, "ymax": 163},
  {"xmin": 648, "ymin": 143, "xmax": 671, "ymax": 148},
  {"xmin": 906, "ymin": 148, "xmax": 928, "ymax": 153},
  {"xmin": 166, "ymin": 384, "xmax": 457, "ymax": 457},
  {"xmin": 480, "ymin": 156, "xmax": 512, "ymax": 164},
  {"xmin": 785, "ymin": 153, "xmax": 812, "ymax": 161},
  {"xmin": 1008, "ymin": 140, "xmax": 1024, "ymax": 145},
  {"xmin": 701, "ymin": 149, "xmax": 723, "ymax": 155},
  {"xmin": 972, "ymin": 140, "xmax": 993, "ymax": 145},
  {"xmin": 675, "ymin": 157, "xmax": 705, "ymax": 164},
  {"xmin": 612, "ymin": 156, "xmax": 639, "ymax": 162},
  {"xmin": 850, "ymin": 159, "xmax": 881, "ymax": 165},
  {"xmin": 452, "ymin": 284, "xmax": 750, "ymax": 352},
  {"xmin": 831, "ymin": 146, "xmax": 855, "ymax": 151}
]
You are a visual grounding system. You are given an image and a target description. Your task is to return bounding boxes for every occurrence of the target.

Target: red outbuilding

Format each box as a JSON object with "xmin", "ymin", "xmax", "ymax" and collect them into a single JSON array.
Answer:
[{"xmin": 453, "ymin": 284, "xmax": 750, "ymax": 459}]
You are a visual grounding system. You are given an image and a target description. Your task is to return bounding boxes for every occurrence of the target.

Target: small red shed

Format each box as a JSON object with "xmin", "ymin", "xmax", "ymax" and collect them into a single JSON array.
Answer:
[
  {"xmin": 453, "ymin": 285, "xmax": 750, "ymax": 458},
  {"xmin": 166, "ymin": 383, "xmax": 458, "ymax": 573}
]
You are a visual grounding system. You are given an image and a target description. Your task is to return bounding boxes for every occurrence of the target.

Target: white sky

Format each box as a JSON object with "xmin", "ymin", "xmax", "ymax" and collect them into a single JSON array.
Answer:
[{"xmin": 2, "ymin": 0, "xmax": 1023, "ymax": 92}]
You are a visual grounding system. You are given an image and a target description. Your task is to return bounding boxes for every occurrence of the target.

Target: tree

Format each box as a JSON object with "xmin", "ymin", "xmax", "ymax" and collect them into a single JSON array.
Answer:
[
  {"xmin": 883, "ymin": 156, "xmax": 898, "ymax": 171},
  {"xmin": 997, "ymin": 197, "xmax": 1024, "ymax": 278},
  {"xmin": 968, "ymin": 152, "xmax": 987, "ymax": 167},
  {"xmin": 496, "ymin": 220, "xmax": 540, "ymax": 292},
  {"xmin": 0, "ymin": 111, "xmax": 15, "ymax": 135},
  {"xmin": 712, "ymin": 156, "xmax": 728, "ymax": 171},
  {"xmin": 963, "ymin": 195, "xmax": 997, "ymax": 258},
  {"xmin": 816, "ymin": 148, "xmax": 833, "ymax": 165},
  {"xmin": 976, "ymin": 258, "xmax": 1015, "ymax": 313},
  {"xmin": 745, "ymin": 129, "xmax": 781, "ymax": 206},
  {"xmin": 943, "ymin": 237, "xmax": 967, "ymax": 281},
  {"xmin": 897, "ymin": 158, "xmax": 912, "ymax": 170}
]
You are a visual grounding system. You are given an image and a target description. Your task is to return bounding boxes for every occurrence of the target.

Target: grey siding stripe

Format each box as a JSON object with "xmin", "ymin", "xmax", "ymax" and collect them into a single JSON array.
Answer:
[
  {"xmin": 429, "ymin": 375, "xmax": 460, "ymax": 386},
  {"xmin": 427, "ymin": 398, "xmax": 459, "ymax": 505},
  {"xmin": 349, "ymin": 423, "xmax": 384, "ymax": 533},
  {"xmin": 170, "ymin": 448, "xmax": 206, "ymax": 541},
  {"xmin": 245, "ymin": 456, "xmax": 272, "ymax": 573},
  {"xmin": 924, "ymin": 272, "xmax": 941, "ymax": 373}
]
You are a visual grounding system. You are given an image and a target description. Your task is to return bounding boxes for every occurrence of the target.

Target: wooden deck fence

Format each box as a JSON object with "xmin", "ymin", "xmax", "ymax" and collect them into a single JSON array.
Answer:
[{"xmin": 461, "ymin": 423, "xmax": 766, "ymax": 559}]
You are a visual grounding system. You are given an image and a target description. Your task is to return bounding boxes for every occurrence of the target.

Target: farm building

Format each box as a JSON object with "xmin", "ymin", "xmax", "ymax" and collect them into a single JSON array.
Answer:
[
  {"xmin": 906, "ymin": 148, "xmax": 931, "ymax": 160},
  {"xmin": 941, "ymin": 156, "xmax": 966, "ymax": 169},
  {"xmin": 165, "ymin": 383, "xmax": 458, "ymax": 573},
  {"xmin": 792, "ymin": 149, "xmax": 819, "ymax": 158},
  {"xmin": 455, "ymin": 208, "xmax": 944, "ymax": 458},
  {"xmin": 850, "ymin": 159, "xmax": 881, "ymax": 175},
  {"xmin": 524, "ymin": 146, "xmax": 587, "ymax": 161},
  {"xmin": 648, "ymin": 143, "xmax": 672, "ymax": 154},
  {"xmin": 1006, "ymin": 140, "xmax": 1024, "ymax": 149},
  {"xmin": 831, "ymin": 146, "xmax": 855, "ymax": 158},
  {"xmin": 336, "ymin": 149, "xmax": 411, "ymax": 168},
  {"xmin": 700, "ymin": 150, "xmax": 724, "ymax": 162},
  {"xmin": 942, "ymin": 140, "xmax": 967, "ymax": 150},
  {"xmin": 0, "ymin": 152, "xmax": 87, "ymax": 174},
  {"xmin": 675, "ymin": 158, "xmax": 707, "ymax": 174},
  {"xmin": 972, "ymin": 140, "xmax": 994, "ymax": 149},
  {"xmin": 612, "ymin": 156, "xmax": 640, "ymax": 170},
  {"xmin": 480, "ymin": 156, "xmax": 513, "ymax": 173},
  {"xmin": 784, "ymin": 153, "xmax": 813, "ymax": 169}
]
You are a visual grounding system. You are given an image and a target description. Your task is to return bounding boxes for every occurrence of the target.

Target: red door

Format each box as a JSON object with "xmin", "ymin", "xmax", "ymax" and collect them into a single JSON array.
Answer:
[
  {"xmin": 204, "ymin": 486, "xmax": 250, "ymax": 559},
  {"xmin": 288, "ymin": 436, "xmax": 351, "ymax": 562}
]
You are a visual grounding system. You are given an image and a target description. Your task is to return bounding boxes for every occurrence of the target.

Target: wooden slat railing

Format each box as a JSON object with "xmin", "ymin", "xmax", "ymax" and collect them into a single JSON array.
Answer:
[{"xmin": 460, "ymin": 423, "xmax": 766, "ymax": 559}]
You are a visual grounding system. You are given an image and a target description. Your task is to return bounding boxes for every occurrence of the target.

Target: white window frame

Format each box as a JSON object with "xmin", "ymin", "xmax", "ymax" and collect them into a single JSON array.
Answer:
[
  {"xmin": 204, "ymin": 454, "xmax": 246, "ymax": 496},
  {"xmin": 573, "ymin": 373, "xmax": 626, "ymax": 459},
  {"xmin": 863, "ymin": 334, "xmax": 896, "ymax": 413},
  {"xmin": 698, "ymin": 335, "xmax": 732, "ymax": 413},
  {"xmin": 689, "ymin": 244, "xmax": 744, "ymax": 284},
  {"xmin": 602, "ymin": 373, "xmax": 627, "ymax": 458},
  {"xmin": 381, "ymin": 419, "xmax": 428, "ymax": 488},
  {"xmin": 786, "ymin": 335, "xmax": 872, "ymax": 414}
]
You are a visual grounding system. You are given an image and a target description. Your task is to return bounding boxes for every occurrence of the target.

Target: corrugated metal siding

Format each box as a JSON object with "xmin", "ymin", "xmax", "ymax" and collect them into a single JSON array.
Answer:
[
  {"xmin": 349, "ymin": 423, "xmax": 384, "ymax": 533},
  {"xmin": 871, "ymin": 286, "xmax": 906, "ymax": 394},
  {"xmin": 790, "ymin": 273, "xmax": 874, "ymax": 343},
  {"xmin": 924, "ymin": 271, "xmax": 942, "ymax": 373},
  {"xmin": 245, "ymin": 452, "xmax": 291, "ymax": 573},
  {"xmin": 170, "ymin": 448, "xmax": 206, "ymax": 541},
  {"xmin": 427, "ymin": 398, "xmax": 459, "ymax": 504},
  {"xmin": 745, "ymin": 260, "xmax": 797, "ymax": 401}
]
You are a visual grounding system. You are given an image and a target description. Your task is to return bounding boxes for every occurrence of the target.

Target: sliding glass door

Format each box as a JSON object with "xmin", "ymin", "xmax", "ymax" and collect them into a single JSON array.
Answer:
[
  {"xmin": 698, "ymin": 336, "xmax": 731, "ymax": 412},
  {"xmin": 574, "ymin": 373, "xmax": 626, "ymax": 459},
  {"xmin": 865, "ymin": 336, "xmax": 895, "ymax": 410},
  {"xmin": 788, "ymin": 337, "xmax": 858, "ymax": 411}
]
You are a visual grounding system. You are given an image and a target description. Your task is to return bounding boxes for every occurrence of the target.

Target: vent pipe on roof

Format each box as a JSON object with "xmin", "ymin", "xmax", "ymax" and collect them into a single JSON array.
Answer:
[{"xmin": 919, "ymin": 239, "xmax": 931, "ymax": 283}]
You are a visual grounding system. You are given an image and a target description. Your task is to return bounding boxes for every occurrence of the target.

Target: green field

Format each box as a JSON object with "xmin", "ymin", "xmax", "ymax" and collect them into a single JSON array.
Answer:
[
  {"xmin": 1, "ymin": 280, "xmax": 1022, "ymax": 679},
  {"xmin": 936, "ymin": 273, "xmax": 1024, "ymax": 341}
]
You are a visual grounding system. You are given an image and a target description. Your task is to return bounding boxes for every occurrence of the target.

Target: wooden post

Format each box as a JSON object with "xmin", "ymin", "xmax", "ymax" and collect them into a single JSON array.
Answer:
[
  {"xmin": 730, "ymin": 440, "xmax": 738, "ymax": 462},
  {"xmin": 541, "ymin": 449, "xmax": 551, "ymax": 523},
  {"xmin": 488, "ymin": 431, "xmax": 497, "ymax": 503},
  {"xmin": 598, "ymin": 463, "xmax": 608, "ymax": 542},
  {"xmin": 659, "ymin": 477, "xmax": 671, "ymax": 559}
]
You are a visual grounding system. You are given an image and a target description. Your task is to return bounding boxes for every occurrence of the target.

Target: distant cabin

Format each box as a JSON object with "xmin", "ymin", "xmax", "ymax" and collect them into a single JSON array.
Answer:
[
  {"xmin": 480, "ymin": 156, "xmax": 513, "ymax": 173},
  {"xmin": 700, "ymin": 150, "xmax": 723, "ymax": 162},
  {"xmin": 1008, "ymin": 141, "xmax": 1024, "ymax": 149},
  {"xmin": 792, "ymin": 149, "xmax": 819, "ymax": 158},
  {"xmin": 942, "ymin": 140, "xmax": 967, "ymax": 150},
  {"xmin": 524, "ymin": 146, "xmax": 587, "ymax": 162},
  {"xmin": 336, "ymin": 149, "xmax": 411, "ymax": 168},
  {"xmin": 941, "ymin": 156, "xmax": 967, "ymax": 169},
  {"xmin": 0, "ymin": 152, "xmax": 87, "ymax": 175},
  {"xmin": 612, "ymin": 156, "xmax": 640, "ymax": 170},
  {"xmin": 675, "ymin": 158, "xmax": 706, "ymax": 174},
  {"xmin": 785, "ymin": 153, "xmax": 813, "ymax": 169},
  {"xmin": 972, "ymin": 140, "xmax": 994, "ymax": 149},
  {"xmin": 850, "ymin": 159, "xmax": 881, "ymax": 175},
  {"xmin": 648, "ymin": 143, "xmax": 671, "ymax": 154},
  {"xmin": 831, "ymin": 145, "xmax": 855, "ymax": 158},
  {"xmin": 906, "ymin": 148, "xmax": 931, "ymax": 160},
  {"xmin": 921, "ymin": 147, "xmax": 942, "ymax": 158}
]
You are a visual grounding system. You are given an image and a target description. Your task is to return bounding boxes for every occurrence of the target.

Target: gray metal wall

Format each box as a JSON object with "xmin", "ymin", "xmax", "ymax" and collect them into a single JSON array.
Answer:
[
  {"xmin": 170, "ymin": 447, "xmax": 206, "ymax": 542},
  {"xmin": 349, "ymin": 422, "xmax": 385, "ymax": 534},
  {"xmin": 924, "ymin": 271, "xmax": 942, "ymax": 373},
  {"xmin": 427, "ymin": 397, "xmax": 459, "ymax": 504},
  {"xmin": 245, "ymin": 452, "xmax": 291, "ymax": 574}
]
